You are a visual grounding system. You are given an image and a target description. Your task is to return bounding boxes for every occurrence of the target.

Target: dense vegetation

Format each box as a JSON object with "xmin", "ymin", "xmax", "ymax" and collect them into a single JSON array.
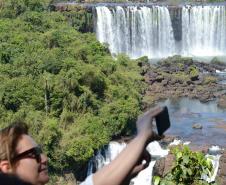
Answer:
[
  {"xmin": 154, "ymin": 146, "xmax": 217, "ymax": 185},
  {"xmin": 0, "ymin": 0, "xmax": 145, "ymax": 182}
]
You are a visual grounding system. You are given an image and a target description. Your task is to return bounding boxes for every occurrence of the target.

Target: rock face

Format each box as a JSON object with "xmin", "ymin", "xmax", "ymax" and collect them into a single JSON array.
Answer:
[
  {"xmin": 218, "ymin": 95, "xmax": 226, "ymax": 109},
  {"xmin": 216, "ymin": 151, "xmax": 226, "ymax": 185},
  {"xmin": 153, "ymin": 154, "xmax": 174, "ymax": 177},
  {"xmin": 143, "ymin": 55, "xmax": 226, "ymax": 107},
  {"xmin": 160, "ymin": 135, "xmax": 177, "ymax": 146}
]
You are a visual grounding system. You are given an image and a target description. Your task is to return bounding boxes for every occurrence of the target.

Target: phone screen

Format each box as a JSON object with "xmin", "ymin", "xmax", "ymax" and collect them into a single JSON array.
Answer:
[{"xmin": 155, "ymin": 106, "xmax": 171, "ymax": 136}]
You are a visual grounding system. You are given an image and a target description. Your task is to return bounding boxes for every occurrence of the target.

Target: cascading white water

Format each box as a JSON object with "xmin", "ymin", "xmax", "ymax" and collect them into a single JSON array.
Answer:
[
  {"xmin": 181, "ymin": 5, "xmax": 226, "ymax": 57},
  {"xmin": 96, "ymin": 6, "xmax": 176, "ymax": 59},
  {"xmin": 96, "ymin": 5, "xmax": 226, "ymax": 59},
  {"xmin": 87, "ymin": 141, "xmax": 169, "ymax": 185},
  {"xmin": 87, "ymin": 142, "xmax": 127, "ymax": 176}
]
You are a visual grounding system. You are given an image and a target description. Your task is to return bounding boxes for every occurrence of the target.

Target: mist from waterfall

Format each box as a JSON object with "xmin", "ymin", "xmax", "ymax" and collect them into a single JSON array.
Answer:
[
  {"xmin": 96, "ymin": 6, "xmax": 176, "ymax": 59},
  {"xmin": 95, "ymin": 5, "xmax": 226, "ymax": 59}
]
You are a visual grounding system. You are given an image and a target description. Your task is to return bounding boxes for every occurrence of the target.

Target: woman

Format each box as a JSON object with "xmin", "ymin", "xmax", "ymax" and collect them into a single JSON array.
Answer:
[
  {"xmin": 0, "ymin": 122, "xmax": 49, "ymax": 185},
  {"xmin": 0, "ymin": 106, "xmax": 163, "ymax": 185}
]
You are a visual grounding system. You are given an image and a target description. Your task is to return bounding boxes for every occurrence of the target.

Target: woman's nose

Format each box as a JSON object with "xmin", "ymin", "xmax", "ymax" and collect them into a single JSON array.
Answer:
[{"xmin": 40, "ymin": 153, "xmax": 48, "ymax": 164}]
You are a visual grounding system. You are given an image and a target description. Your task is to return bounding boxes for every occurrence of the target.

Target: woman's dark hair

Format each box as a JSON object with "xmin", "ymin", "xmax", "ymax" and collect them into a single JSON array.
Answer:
[{"xmin": 0, "ymin": 122, "xmax": 28, "ymax": 169}]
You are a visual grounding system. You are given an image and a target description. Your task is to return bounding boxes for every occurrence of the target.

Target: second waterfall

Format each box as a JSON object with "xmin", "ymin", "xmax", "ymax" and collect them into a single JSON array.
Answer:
[{"xmin": 95, "ymin": 5, "xmax": 226, "ymax": 59}]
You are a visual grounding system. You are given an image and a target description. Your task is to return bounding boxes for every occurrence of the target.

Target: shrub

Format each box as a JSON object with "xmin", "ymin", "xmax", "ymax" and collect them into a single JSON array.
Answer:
[{"xmin": 154, "ymin": 146, "xmax": 217, "ymax": 185}]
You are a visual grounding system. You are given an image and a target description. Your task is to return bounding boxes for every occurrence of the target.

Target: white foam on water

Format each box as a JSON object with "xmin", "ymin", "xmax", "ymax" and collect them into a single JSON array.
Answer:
[
  {"xmin": 131, "ymin": 161, "xmax": 156, "ymax": 185},
  {"xmin": 169, "ymin": 139, "xmax": 182, "ymax": 146},
  {"xmin": 146, "ymin": 141, "xmax": 169, "ymax": 158},
  {"xmin": 202, "ymin": 154, "xmax": 221, "ymax": 183}
]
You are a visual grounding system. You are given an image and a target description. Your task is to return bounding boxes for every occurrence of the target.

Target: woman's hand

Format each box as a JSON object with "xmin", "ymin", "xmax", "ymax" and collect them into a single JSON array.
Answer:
[
  {"xmin": 129, "ymin": 149, "xmax": 151, "ymax": 177},
  {"xmin": 121, "ymin": 150, "xmax": 151, "ymax": 185},
  {"xmin": 136, "ymin": 106, "xmax": 163, "ymax": 142}
]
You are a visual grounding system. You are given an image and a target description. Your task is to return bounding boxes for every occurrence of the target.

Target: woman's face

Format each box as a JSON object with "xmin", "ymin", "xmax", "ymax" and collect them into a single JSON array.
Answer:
[{"xmin": 13, "ymin": 134, "xmax": 49, "ymax": 185}]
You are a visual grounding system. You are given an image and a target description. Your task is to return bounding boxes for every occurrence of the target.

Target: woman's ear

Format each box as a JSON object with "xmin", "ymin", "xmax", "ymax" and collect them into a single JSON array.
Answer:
[{"xmin": 0, "ymin": 160, "xmax": 12, "ymax": 173}]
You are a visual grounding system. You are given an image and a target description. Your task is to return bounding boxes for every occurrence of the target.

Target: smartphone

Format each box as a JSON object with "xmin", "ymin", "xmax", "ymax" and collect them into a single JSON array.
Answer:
[{"xmin": 155, "ymin": 106, "xmax": 171, "ymax": 136}]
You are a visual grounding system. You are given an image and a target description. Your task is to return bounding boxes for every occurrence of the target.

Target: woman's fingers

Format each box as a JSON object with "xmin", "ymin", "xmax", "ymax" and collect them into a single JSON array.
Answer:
[
  {"xmin": 137, "ymin": 106, "xmax": 163, "ymax": 122},
  {"xmin": 148, "ymin": 106, "xmax": 163, "ymax": 117},
  {"xmin": 142, "ymin": 149, "xmax": 151, "ymax": 167},
  {"xmin": 130, "ymin": 150, "xmax": 151, "ymax": 177},
  {"xmin": 131, "ymin": 163, "xmax": 146, "ymax": 177}
]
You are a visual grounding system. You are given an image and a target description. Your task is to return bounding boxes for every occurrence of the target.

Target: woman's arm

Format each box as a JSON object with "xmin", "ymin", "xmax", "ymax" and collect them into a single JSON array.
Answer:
[{"xmin": 93, "ymin": 107, "xmax": 163, "ymax": 185}]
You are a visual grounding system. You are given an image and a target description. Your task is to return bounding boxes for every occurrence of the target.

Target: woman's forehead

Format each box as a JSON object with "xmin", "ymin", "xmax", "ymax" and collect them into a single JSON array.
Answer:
[{"xmin": 16, "ymin": 134, "xmax": 38, "ymax": 153}]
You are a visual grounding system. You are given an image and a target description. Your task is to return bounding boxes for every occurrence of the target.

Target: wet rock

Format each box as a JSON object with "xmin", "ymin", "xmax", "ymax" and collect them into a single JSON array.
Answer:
[
  {"xmin": 186, "ymin": 80, "xmax": 194, "ymax": 85},
  {"xmin": 161, "ymin": 79, "xmax": 168, "ymax": 86},
  {"xmin": 190, "ymin": 75, "xmax": 199, "ymax": 81},
  {"xmin": 216, "ymin": 151, "xmax": 226, "ymax": 185},
  {"xmin": 160, "ymin": 135, "xmax": 177, "ymax": 145},
  {"xmin": 153, "ymin": 158, "xmax": 165, "ymax": 177},
  {"xmin": 218, "ymin": 95, "xmax": 226, "ymax": 109},
  {"xmin": 155, "ymin": 76, "xmax": 164, "ymax": 83},
  {"xmin": 144, "ymin": 56, "xmax": 226, "ymax": 106},
  {"xmin": 199, "ymin": 93, "xmax": 212, "ymax": 103},
  {"xmin": 193, "ymin": 79, "xmax": 203, "ymax": 85},
  {"xmin": 192, "ymin": 123, "xmax": 203, "ymax": 129},
  {"xmin": 211, "ymin": 57, "xmax": 226, "ymax": 70},
  {"xmin": 189, "ymin": 145, "xmax": 209, "ymax": 154},
  {"xmin": 147, "ymin": 71, "xmax": 161, "ymax": 84},
  {"xmin": 153, "ymin": 154, "xmax": 174, "ymax": 177}
]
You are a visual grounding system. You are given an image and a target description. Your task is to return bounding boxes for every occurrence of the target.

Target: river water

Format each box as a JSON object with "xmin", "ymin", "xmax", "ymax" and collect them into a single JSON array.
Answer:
[{"xmin": 158, "ymin": 98, "xmax": 226, "ymax": 147}]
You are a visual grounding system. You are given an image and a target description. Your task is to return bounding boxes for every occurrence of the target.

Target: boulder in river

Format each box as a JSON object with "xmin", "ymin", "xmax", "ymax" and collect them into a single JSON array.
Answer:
[
  {"xmin": 218, "ymin": 95, "xmax": 226, "ymax": 109},
  {"xmin": 216, "ymin": 150, "xmax": 226, "ymax": 185},
  {"xmin": 192, "ymin": 123, "xmax": 203, "ymax": 129}
]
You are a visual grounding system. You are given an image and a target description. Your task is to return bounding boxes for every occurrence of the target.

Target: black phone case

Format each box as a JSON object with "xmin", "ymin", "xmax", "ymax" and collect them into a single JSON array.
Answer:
[{"xmin": 155, "ymin": 106, "xmax": 171, "ymax": 136}]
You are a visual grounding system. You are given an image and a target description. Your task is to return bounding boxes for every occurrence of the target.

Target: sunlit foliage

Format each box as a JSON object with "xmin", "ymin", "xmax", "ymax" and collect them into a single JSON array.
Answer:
[{"xmin": 0, "ymin": 0, "xmax": 145, "ymax": 180}]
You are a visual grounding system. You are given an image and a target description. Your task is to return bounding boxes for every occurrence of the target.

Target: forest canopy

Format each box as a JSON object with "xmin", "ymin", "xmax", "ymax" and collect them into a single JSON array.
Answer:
[{"xmin": 0, "ymin": 0, "xmax": 146, "ymax": 179}]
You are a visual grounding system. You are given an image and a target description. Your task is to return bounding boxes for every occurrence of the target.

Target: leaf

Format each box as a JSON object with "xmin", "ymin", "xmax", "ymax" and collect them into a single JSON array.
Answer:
[
  {"xmin": 176, "ymin": 151, "xmax": 182, "ymax": 159},
  {"xmin": 153, "ymin": 176, "xmax": 161, "ymax": 185},
  {"xmin": 182, "ymin": 155, "xmax": 189, "ymax": 164},
  {"xmin": 187, "ymin": 169, "xmax": 192, "ymax": 176}
]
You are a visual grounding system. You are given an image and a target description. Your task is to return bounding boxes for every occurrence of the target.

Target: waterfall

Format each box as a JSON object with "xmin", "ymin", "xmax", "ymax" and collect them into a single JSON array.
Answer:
[
  {"xmin": 87, "ymin": 142, "xmax": 127, "ymax": 176},
  {"xmin": 95, "ymin": 5, "xmax": 226, "ymax": 59},
  {"xmin": 87, "ymin": 141, "xmax": 169, "ymax": 185},
  {"xmin": 96, "ymin": 6, "xmax": 176, "ymax": 59},
  {"xmin": 182, "ymin": 5, "xmax": 226, "ymax": 57}
]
